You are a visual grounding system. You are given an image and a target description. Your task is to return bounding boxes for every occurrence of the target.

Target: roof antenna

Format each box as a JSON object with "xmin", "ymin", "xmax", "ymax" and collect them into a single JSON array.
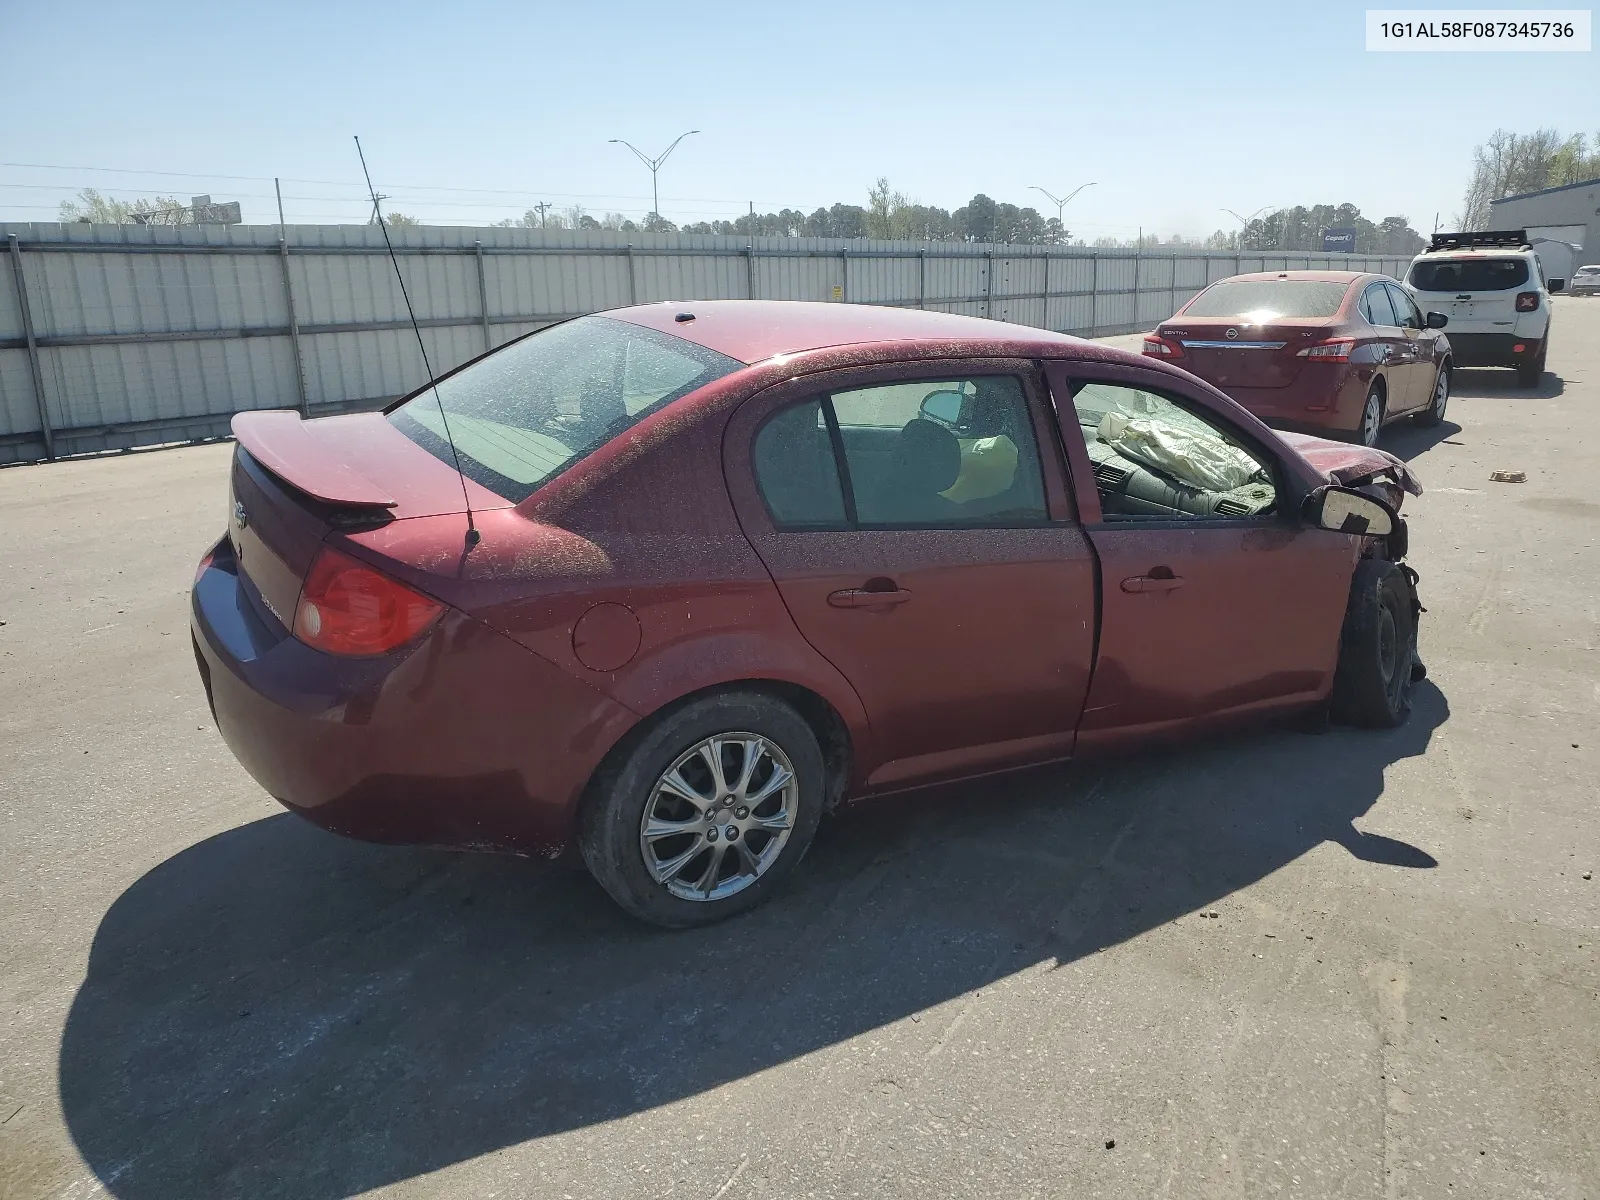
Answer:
[{"xmin": 354, "ymin": 136, "xmax": 480, "ymax": 549}]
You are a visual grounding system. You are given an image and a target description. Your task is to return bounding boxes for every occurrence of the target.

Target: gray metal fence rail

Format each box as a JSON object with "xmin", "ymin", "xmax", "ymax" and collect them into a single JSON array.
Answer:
[{"xmin": 0, "ymin": 222, "xmax": 1411, "ymax": 465}]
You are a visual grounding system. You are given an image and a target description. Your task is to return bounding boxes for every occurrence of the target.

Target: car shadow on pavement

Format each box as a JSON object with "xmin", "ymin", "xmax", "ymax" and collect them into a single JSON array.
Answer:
[
  {"xmin": 60, "ymin": 683, "xmax": 1447, "ymax": 1199},
  {"xmin": 1381, "ymin": 418, "xmax": 1463, "ymax": 461},
  {"xmin": 1449, "ymin": 368, "xmax": 1567, "ymax": 401}
]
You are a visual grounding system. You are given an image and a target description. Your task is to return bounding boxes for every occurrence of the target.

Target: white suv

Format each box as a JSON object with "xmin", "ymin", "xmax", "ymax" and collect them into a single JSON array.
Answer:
[{"xmin": 1403, "ymin": 231, "xmax": 1551, "ymax": 388}]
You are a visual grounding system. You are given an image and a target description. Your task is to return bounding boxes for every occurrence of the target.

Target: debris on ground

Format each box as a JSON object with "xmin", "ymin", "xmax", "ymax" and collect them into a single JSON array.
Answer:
[{"xmin": 1489, "ymin": 470, "xmax": 1527, "ymax": 483}]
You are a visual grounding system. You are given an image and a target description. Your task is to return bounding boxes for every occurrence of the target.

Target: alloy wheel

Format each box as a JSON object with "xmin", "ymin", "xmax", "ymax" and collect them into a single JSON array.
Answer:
[{"xmin": 638, "ymin": 733, "xmax": 798, "ymax": 902}]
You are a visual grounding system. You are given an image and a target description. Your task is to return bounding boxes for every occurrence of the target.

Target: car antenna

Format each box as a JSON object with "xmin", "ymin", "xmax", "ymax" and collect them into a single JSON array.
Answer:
[{"xmin": 354, "ymin": 135, "xmax": 480, "ymax": 549}]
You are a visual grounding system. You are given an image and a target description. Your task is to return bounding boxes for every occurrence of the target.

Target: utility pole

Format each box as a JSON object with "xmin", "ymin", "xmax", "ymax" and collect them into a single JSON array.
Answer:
[
  {"xmin": 533, "ymin": 201, "xmax": 553, "ymax": 229},
  {"xmin": 609, "ymin": 130, "xmax": 700, "ymax": 222},
  {"xmin": 368, "ymin": 192, "xmax": 389, "ymax": 225}
]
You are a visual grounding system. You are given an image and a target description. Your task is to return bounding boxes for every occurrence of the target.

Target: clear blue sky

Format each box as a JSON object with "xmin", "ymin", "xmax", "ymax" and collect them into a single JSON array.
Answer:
[{"xmin": 4, "ymin": 0, "xmax": 1595, "ymax": 237}]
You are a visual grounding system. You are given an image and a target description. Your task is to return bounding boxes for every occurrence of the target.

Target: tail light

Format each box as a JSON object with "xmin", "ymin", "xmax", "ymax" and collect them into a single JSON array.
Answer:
[
  {"xmin": 1142, "ymin": 334, "xmax": 1185, "ymax": 359},
  {"xmin": 1295, "ymin": 337, "xmax": 1357, "ymax": 362},
  {"xmin": 1515, "ymin": 291, "xmax": 1539, "ymax": 312},
  {"xmin": 293, "ymin": 547, "xmax": 444, "ymax": 656}
]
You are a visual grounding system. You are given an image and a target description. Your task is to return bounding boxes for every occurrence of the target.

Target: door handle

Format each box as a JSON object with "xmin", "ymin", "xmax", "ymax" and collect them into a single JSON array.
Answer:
[
  {"xmin": 828, "ymin": 587, "xmax": 913, "ymax": 609},
  {"xmin": 1121, "ymin": 573, "xmax": 1185, "ymax": 594}
]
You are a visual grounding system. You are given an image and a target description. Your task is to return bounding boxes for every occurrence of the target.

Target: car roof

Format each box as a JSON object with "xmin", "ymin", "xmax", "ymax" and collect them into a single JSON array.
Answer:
[
  {"xmin": 604, "ymin": 300, "xmax": 1092, "ymax": 365},
  {"xmin": 1213, "ymin": 270, "xmax": 1372, "ymax": 284}
]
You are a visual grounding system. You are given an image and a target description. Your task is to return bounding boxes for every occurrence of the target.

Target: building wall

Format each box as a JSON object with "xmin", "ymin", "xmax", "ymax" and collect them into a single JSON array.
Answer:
[{"xmin": 1488, "ymin": 179, "xmax": 1600, "ymax": 270}]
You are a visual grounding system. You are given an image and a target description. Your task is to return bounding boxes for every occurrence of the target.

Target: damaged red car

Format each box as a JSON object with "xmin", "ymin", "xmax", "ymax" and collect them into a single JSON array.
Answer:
[{"xmin": 191, "ymin": 302, "xmax": 1424, "ymax": 927}]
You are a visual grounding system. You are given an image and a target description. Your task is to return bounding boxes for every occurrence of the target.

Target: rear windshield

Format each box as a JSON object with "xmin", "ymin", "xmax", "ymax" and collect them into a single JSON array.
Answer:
[
  {"xmin": 389, "ymin": 316, "xmax": 741, "ymax": 502},
  {"xmin": 1182, "ymin": 280, "xmax": 1350, "ymax": 319},
  {"xmin": 1408, "ymin": 257, "xmax": 1529, "ymax": 292},
  {"xmin": 1575, "ymin": 266, "xmax": 1600, "ymax": 276}
]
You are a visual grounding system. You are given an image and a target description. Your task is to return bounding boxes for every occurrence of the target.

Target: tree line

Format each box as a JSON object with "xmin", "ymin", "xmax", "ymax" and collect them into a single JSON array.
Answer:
[{"xmin": 1459, "ymin": 129, "xmax": 1600, "ymax": 229}]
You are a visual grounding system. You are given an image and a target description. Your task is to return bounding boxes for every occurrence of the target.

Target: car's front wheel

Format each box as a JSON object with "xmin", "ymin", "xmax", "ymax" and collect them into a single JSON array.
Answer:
[
  {"xmin": 579, "ymin": 690, "xmax": 825, "ymax": 927},
  {"xmin": 1329, "ymin": 559, "xmax": 1418, "ymax": 728}
]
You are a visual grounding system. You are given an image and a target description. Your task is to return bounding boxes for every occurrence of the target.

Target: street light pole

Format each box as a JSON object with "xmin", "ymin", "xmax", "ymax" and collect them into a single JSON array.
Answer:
[
  {"xmin": 609, "ymin": 130, "xmax": 701, "ymax": 223},
  {"xmin": 1030, "ymin": 182, "xmax": 1097, "ymax": 233}
]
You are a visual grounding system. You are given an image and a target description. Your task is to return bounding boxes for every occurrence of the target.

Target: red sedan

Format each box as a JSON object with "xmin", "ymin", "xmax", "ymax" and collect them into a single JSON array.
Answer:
[
  {"xmin": 1143, "ymin": 271, "xmax": 1452, "ymax": 446},
  {"xmin": 192, "ymin": 302, "xmax": 1423, "ymax": 926}
]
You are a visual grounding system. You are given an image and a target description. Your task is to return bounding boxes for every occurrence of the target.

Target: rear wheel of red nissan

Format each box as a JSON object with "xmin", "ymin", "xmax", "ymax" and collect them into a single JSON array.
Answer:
[
  {"xmin": 1329, "ymin": 559, "xmax": 1417, "ymax": 729},
  {"xmin": 1357, "ymin": 385, "xmax": 1384, "ymax": 447},
  {"xmin": 1415, "ymin": 364, "xmax": 1449, "ymax": 427},
  {"xmin": 579, "ymin": 690, "xmax": 825, "ymax": 927}
]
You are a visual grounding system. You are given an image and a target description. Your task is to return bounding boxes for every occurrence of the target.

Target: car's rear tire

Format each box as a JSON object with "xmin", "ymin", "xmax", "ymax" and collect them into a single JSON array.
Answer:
[
  {"xmin": 1329, "ymin": 559, "xmax": 1418, "ymax": 729},
  {"xmin": 1415, "ymin": 364, "xmax": 1449, "ymax": 427},
  {"xmin": 578, "ymin": 689, "xmax": 825, "ymax": 928},
  {"xmin": 1356, "ymin": 385, "xmax": 1384, "ymax": 447},
  {"xmin": 1517, "ymin": 342, "xmax": 1546, "ymax": 389}
]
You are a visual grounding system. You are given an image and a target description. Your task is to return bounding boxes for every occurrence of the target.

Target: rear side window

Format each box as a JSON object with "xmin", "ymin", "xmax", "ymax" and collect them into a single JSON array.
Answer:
[
  {"xmin": 1183, "ymin": 280, "xmax": 1350, "ymax": 319},
  {"xmin": 389, "ymin": 316, "xmax": 741, "ymax": 502},
  {"xmin": 1360, "ymin": 284, "xmax": 1397, "ymax": 327},
  {"xmin": 1409, "ymin": 257, "xmax": 1530, "ymax": 292},
  {"xmin": 751, "ymin": 376, "xmax": 1049, "ymax": 530}
]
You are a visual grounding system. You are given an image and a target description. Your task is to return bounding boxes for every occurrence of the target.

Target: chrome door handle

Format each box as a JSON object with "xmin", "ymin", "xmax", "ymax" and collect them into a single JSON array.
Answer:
[
  {"xmin": 1121, "ymin": 574, "xmax": 1185, "ymax": 594},
  {"xmin": 828, "ymin": 587, "xmax": 913, "ymax": 609}
]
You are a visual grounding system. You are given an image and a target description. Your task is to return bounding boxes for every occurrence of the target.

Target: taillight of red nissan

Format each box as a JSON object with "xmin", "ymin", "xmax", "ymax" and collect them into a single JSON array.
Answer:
[{"xmin": 292, "ymin": 547, "xmax": 444, "ymax": 656}]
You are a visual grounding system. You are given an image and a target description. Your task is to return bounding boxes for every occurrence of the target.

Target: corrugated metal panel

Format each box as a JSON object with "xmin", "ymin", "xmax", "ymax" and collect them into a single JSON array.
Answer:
[{"xmin": 0, "ymin": 220, "xmax": 1411, "ymax": 464}]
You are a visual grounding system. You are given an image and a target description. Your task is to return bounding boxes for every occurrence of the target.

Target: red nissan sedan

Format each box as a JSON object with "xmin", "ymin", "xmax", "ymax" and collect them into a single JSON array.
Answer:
[
  {"xmin": 1143, "ymin": 272, "xmax": 1452, "ymax": 446},
  {"xmin": 192, "ymin": 302, "xmax": 1423, "ymax": 927}
]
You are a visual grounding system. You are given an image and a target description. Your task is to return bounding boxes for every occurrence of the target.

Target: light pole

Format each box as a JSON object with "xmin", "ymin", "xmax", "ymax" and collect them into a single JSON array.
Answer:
[
  {"xmin": 1030, "ymin": 182, "xmax": 1096, "ymax": 234},
  {"xmin": 609, "ymin": 130, "xmax": 701, "ymax": 223},
  {"xmin": 1222, "ymin": 206, "xmax": 1279, "ymax": 251}
]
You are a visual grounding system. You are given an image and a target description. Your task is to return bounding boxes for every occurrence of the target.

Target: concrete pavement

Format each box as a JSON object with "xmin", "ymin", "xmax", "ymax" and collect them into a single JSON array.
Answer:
[{"xmin": 1, "ymin": 300, "xmax": 1597, "ymax": 1199}]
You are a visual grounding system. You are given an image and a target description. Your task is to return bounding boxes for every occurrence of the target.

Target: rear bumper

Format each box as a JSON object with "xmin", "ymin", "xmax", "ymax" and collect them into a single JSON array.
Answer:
[
  {"xmin": 191, "ymin": 537, "xmax": 637, "ymax": 855},
  {"xmin": 1445, "ymin": 333, "xmax": 1543, "ymax": 368},
  {"xmin": 1209, "ymin": 365, "xmax": 1371, "ymax": 437}
]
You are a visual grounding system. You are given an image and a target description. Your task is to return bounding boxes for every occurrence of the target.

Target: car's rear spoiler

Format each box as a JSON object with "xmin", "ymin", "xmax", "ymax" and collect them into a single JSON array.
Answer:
[{"xmin": 231, "ymin": 410, "xmax": 398, "ymax": 509}]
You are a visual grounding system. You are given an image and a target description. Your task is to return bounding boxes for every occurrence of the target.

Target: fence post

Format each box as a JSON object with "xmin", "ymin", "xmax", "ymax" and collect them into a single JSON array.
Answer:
[
  {"xmin": 746, "ymin": 243, "xmax": 756, "ymax": 300},
  {"xmin": 840, "ymin": 248, "xmax": 848, "ymax": 302},
  {"xmin": 1171, "ymin": 252, "xmax": 1179, "ymax": 321},
  {"xmin": 475, "ymin": 240, "xmax": 491, "ymax": 352},
  {"xmin": 918, "ymin": 247, "xmax": 926, "ymax": 309},
  {"xmin": 1041, "ymin": 251, "xmax": 1051, "ymax": 331},
  {"xmin": 6, "ymin": 234, "xmax": 52, "ymax": 460},
  {"xmin": 1090, "ymin": 253, "xmax": 1100, "ymax": 336},
  {"xmin": 984, "ymin": 249, "xmax": 994, "ymax": 318},
  {"xmin": 277, "ymin": 238, "xmax": 310, "ymax": 418},
  {"xmin": 626, "ymin": 245, "xmax": 638, "ymax": 305},
  {"xmin": 1131, "ymin": 250, "xmax": 1140, "ymax": 333}
]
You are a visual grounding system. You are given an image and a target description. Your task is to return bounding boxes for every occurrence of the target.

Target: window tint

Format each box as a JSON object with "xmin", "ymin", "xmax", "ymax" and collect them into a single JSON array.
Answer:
[
  {"xmin": 752, "ymin": 399, "xmax": 847, "ymax": 528},
  {"xmin": 1408, "ymin": 257, "xmax": 1530, "ymax": 292},
  {"xmin": 1068, "ymin": 382, "xmax": 1277, "ymax": 520},
  {"xmin": 389, "ymin": 316, "xmax": 741, "ymax": 503},
  {"xmin": 1183, "ymin": 280, "xmax": 1350, "ymax": 319},
  {"xmin": 1386, "ymin": 283, "xmax": 1421, "ymax": 328},
  {"xmin": 1362, "ymin": 284, "xmax": 1398, "ymax": 327},
  {"xmin": 829, "ymin": 376, "xmax": 1048, "ymax": 527}
]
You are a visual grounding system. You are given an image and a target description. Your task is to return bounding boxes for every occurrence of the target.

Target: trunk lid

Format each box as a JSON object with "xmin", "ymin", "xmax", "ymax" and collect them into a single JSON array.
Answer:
[
  {"xmin": 227, "ymin": 410, "xmax": 509, "ymax": 632},
  {"xmin": 1157, "ymin": 318, "xmax": 1330, "ymax": 389}
]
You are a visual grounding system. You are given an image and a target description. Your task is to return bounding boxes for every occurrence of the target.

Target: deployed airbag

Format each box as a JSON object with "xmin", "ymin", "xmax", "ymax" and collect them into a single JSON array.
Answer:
[{"xmin": 1097, "ymin": 412, "xmax": 1260, "ymax": 493}]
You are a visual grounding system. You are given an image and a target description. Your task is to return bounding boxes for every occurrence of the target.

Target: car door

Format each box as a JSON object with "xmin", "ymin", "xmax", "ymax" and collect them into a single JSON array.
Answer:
[
  {"xmin": 1385, "ymin": 282, "xmax": 1433, "ymax": 411},
  {"xmin": 1357, "ymin": 282, "xmax": 1412, "ymax": 413},
  {"xmin": 1042, "ymin": 359, "xmax": 1361, "ymax": 749},
  {"xmin": 723, "ymin": 360, "xmax": 1097, "ymax": 790}
]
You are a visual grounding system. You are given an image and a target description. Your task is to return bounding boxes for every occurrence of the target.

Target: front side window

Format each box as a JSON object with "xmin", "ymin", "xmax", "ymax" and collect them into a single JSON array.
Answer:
[
  {"xmin": 1068, "ymin": 381, "xmax": 1277, "ymax": 520},
  {"xmin": 1386, "ymin": 283, "xmax": 1422, "ymax": 328},
  {"xmin": 751, "ymin": 375, "xmax": 1049, "ymax": 530},
  {"xmin": 389, "ymin": 316, "xmax": 741, "ymax": 502}
]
